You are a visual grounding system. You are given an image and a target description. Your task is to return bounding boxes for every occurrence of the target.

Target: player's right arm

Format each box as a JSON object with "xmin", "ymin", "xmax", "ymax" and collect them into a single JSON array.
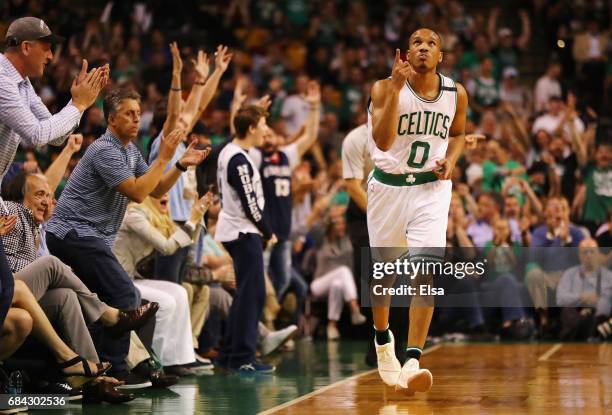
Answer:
[{"xmin": 371, "ymin": 49, "xmax": 412, "ymax": 151}]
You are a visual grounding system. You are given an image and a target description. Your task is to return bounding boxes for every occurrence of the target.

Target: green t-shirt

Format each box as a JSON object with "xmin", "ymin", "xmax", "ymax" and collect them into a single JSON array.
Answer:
[
  {"xmin": 483, "ymin": 241, "xmax": 522, "ymax": 277},
  {"xmin": 482, "ymin": 159, "xmax": 527, "ymax": 197},
  {"xmin": 582, "ymin": 164, "xmax": 612, "ymax": 224}
]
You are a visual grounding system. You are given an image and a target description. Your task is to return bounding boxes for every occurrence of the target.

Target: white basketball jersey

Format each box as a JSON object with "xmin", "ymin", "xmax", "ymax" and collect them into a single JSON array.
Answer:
[
  {"xmin": 367, "ymin": 74, "xmax": 458, "ymax": 174},
  {"xmin": 215, "ymin": 142, "xmax": 265, "ymax": 242}
]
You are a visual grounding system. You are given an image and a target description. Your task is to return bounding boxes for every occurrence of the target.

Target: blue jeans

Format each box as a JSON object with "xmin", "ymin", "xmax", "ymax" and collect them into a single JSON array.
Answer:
[
  {"xmin": 265, "ymin": 240, "xmax": 292, "ymax": 301},
  {"xmin": 479, "ymin": 273, "xmax": 525, "ymax": 322},
  {"xmin": 47, "ymin": 230, "xmax": 140, "ymax": 373}
]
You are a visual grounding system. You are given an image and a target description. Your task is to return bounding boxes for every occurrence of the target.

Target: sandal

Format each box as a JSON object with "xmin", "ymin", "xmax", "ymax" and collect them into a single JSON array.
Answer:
[{"xmin": 58, "ymin": 357, "xmax": 112, "ymax": 388}]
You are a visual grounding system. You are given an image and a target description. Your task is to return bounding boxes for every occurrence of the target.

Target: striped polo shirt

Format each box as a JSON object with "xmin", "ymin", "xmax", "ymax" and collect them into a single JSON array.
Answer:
[{"xmin": 47, "ymin": 129, "xmax": 149, "ymax": 247}]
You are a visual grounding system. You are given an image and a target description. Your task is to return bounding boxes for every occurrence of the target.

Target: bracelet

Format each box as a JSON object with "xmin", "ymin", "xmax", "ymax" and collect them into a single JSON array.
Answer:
[
  {"xmin": 195, "ymin": 81, "xmax": 206, "ymax": 86},
  {"xmin": 170, "ymin": 87, "xmax": 182, "ymax": 91},
  {"xmin": 175, "ymin": 160, "xmax": 187, "ymax": 172}
]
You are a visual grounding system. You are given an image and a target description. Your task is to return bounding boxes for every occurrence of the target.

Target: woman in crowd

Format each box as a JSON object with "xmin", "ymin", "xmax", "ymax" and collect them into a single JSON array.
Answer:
[
  {"xmin": 310, "ymin": 211, "xmax": 366, "ymax": 340},
  {"xmin": 113, "ymin": 192, "xmax": 212, "ymax": 376}
]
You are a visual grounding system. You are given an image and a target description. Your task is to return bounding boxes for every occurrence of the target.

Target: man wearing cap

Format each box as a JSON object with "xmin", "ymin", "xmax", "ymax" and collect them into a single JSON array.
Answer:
[
  {"xmin": 499, "ymin": 67, "xmax": 530, "ymax": 113},
  {"xmin": 0, "ymin": 17, "xmax": 107, "ymax": 333}
]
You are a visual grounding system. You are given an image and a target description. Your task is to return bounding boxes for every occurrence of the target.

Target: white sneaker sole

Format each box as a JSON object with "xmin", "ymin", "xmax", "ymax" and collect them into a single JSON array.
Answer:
[
  {"xmin": 395, "ymin": 369, "xmax": 433, "ymax": 394},
  {"xmin": 378, "ymin": 368, "xmax": 401, "ymax": 387}
]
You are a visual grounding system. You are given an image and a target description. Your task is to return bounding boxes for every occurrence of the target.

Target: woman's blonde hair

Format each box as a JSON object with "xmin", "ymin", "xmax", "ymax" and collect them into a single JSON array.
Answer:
[{"xmin": 132, "ymin": 197, "xmax": 176, "ymax": 238}]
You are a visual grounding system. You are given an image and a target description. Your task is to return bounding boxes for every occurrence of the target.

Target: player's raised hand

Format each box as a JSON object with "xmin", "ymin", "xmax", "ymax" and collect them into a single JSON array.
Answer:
[
  {"xmin": 391, "ymin": 49, "xmax": 413, "ymax": 92},
  {"xmin": 433, "ymin": 158, "xmax": 453, "ymax": 180}
]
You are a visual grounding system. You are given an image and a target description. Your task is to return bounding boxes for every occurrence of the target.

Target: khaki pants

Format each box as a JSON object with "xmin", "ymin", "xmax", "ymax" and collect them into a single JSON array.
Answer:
[
  {"xmin": 525, "ymin": 268, "xmax": 564, "ymax": 309},
  {"xmin": 15, "ymin": 256, "xmax": 112, "ymax": 362},
  {"xmin": 182, "ymin": 283, "xmax": 210, "ymax": 348}
]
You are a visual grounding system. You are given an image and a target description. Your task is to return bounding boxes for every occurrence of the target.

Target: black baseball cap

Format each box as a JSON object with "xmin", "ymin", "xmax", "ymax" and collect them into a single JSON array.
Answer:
[{"xmin": 5, "ymin": 17, "xmax": 64, "ymax": 47}]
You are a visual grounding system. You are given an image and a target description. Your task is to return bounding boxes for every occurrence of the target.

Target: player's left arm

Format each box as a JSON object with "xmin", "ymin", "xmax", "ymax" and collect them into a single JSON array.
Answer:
[{"xmin": 434, "ymin": 83, "xmax": 468, "ymax": 180}]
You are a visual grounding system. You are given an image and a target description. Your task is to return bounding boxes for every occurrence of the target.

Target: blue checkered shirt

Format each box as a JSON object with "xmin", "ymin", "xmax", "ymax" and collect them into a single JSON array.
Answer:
[
  {"xmin": 0, "ymin": 54, "xmax": 82, "ymax": 184},
  {"xmin": 47, "ymin": 129, "xmax": 150, "ymax": 247}
]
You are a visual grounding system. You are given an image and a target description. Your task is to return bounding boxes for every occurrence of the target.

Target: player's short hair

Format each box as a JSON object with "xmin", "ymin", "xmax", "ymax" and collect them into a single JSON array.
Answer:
[
  {"xmin": 103, "ymin": 88, "xmax": 141, "ymax": 122},
  {"xmin": 409, "ymin": 28, "xmax": 443, "ymax": 48},
  {"xmin": 234, "ymin": 105, "xmax": 269, "ymax": 139}
]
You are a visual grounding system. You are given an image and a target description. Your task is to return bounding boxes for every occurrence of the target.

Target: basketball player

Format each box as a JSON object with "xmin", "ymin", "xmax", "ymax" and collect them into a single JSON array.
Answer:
[
  {"xmin": 368, "ymin": 28, "xmax": 468, "ymax": 393},
  {"xmin": 215, "ymin": 105, "xmax": 278, "ymax": 373}
]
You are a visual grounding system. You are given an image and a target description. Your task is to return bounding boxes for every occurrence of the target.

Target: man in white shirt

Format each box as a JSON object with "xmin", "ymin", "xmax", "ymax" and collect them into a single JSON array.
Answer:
[
  {"xmin": 533, "ymin": 63, "xmax": 562, "ymax": 112},
  {"xmin": 532, "ymin": 96, "xmax": 584, "ymax": 137}
]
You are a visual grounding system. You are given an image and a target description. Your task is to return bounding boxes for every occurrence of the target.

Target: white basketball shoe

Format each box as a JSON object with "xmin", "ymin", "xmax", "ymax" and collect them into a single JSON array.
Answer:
[
  {"xmin": 374, "ymin": 330, "xmax": 402, "ymax": 386},
  {"xmin": 395, "ymin": 358, "xmax": 433, "ymax": 394}
]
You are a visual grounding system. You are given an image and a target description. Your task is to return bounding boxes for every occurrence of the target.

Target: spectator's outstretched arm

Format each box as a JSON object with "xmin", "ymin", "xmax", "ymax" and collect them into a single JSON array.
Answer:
[
  {"xmin": 188, "ymin": 45, "xmax": 233, "ymax": 132},
  {"xmin": 44, "ymin": 134, "xmax": 82, "ymax": 194},
  {"xmin": 517, "ymin": 10, "xmax": 531, "ymax": 50},
  {"xmin": 0, "ymin": 60, "xmax": 107, "ymax": 148},
  {"xmin": 230, "ymin": 76, "xmax": 248, "ymax": 136},
  {"xmin": 294, "ymin": 81, "xmax": 321, "ymax": 158},
  {"xmin": 487, "ymin": 7, "xmax": 500, "ymax": 47},
  {"xmin": 117, "ymin": 130, "xmax": 183, "ymax": 203},
  {"xmin": 163, "ymin": 42, "xmax": 184, "ymax": 137},
  {"xmin": 571, "ymin": 184, "xmax": 586, "ymax": 220},
  {"xmin": 519, "ymin": 179, "xmax": 543, "ymax": 216},
  {"xmin": 181, "ymin": 50, "xmax": 209, "ymax": 131},
  {"xmin": 150, "ymin": 135, "xmax": 211, "ymax": 198}
]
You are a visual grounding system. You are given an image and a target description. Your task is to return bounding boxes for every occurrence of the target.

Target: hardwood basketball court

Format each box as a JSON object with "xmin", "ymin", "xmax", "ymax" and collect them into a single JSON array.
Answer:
[{"xmin": 260, "ymin": 343, "xmax": 612, "ymax": 415}]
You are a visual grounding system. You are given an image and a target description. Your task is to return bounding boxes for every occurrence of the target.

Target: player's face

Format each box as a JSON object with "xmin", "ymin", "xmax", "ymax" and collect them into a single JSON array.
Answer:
[{"xmin": 407, "ymin": 30, "xmax": 442, "ymax": 72}]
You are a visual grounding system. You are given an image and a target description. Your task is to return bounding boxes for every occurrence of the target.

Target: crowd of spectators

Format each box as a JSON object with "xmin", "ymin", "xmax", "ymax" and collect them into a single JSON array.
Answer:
[{"xmin": 0, "ymin": 0, "xmax": 611, "ymax": 404}]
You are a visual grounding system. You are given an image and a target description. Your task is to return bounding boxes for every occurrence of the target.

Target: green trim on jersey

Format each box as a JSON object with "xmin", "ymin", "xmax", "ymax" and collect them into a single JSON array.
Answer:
[{"xmin": 405, "ymin": 73, "xmax": 444, "ymax": 103}]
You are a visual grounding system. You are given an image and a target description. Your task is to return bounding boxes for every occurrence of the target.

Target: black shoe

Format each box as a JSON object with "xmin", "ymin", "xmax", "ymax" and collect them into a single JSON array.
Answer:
[
  {"xmin": 83, "ymin": 380, "xmax": 135, "ymax": 404},
  {"xmin": 27, "ymin": 380, "xmax": 82, "ymax": 401},
  {"xmin": 500, "ymin": 318, "xmax": 534, "ymax": 340},
  {"xmin": 150, "ymin": 370, "xmax": 179, "ymax": 388},
  {"xmin": 111, "ymin": 371, "xmax": 152, "ymax": 390}
]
